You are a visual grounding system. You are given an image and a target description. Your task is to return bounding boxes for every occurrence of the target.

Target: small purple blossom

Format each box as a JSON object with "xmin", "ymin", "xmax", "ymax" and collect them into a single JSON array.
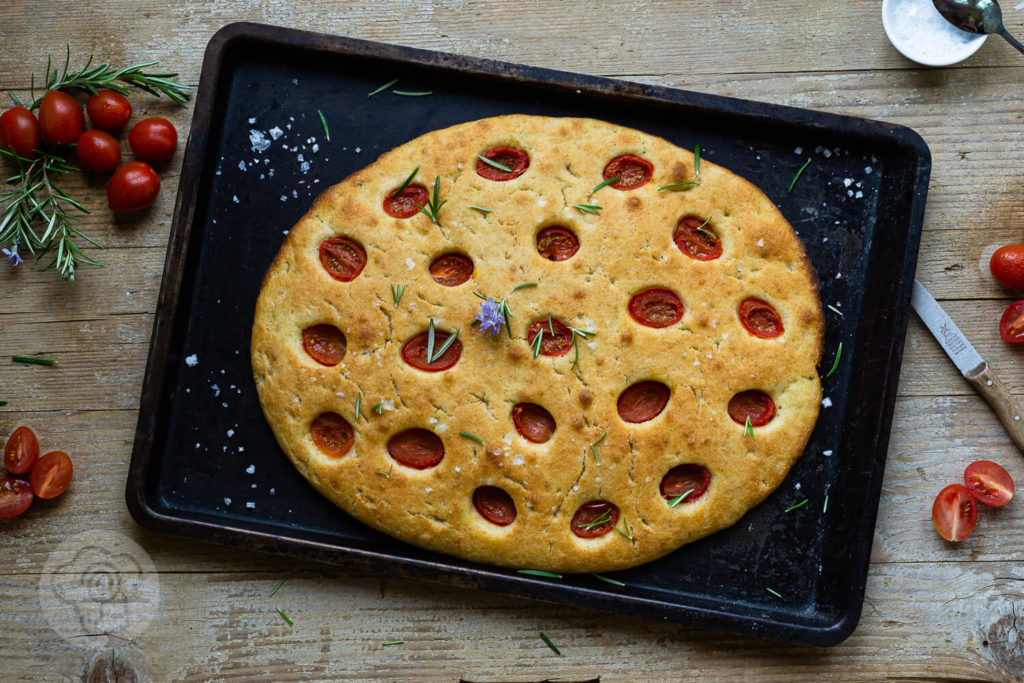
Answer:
[
  {"xmin": 474, "ymin": 297, "xmax": 504, "ymax": 337},
  {"xmin": 1, "ymin": 248, "xmax": 22, "ymax": 267}
]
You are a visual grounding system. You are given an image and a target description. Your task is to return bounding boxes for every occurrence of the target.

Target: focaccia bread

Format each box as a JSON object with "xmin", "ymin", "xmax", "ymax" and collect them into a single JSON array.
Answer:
[{"xmin": 251, "ymin": 115, "xmax": 823, "ymax": 573}]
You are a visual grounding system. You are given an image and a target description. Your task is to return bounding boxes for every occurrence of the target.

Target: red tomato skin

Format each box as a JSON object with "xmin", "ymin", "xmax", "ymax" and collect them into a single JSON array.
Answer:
[
  {"xmin": 999, "ymin": 300, "xmax": 1024, "ymax": 343},
  {"xmin": 76, "ymin": 130, "xmax": 121, "ymax": 173},
  {"xmin": 107, "ymin": 161, "xmax": 160, "ymax": 213},
  {"xmin": 86, "ymin": 91, "xmax": 132, "ymax": 130},
  {"xmin": 4, "ymin": 426, "xmax": 40, "ymax": 475},
  {"xmin": 0, "ymin": 107, "xmax": 42, "ymax": 159},
  {"xmin": 932, "ymin": 484, "xmax": 978, "ymax": 542},
  {"xmin": 38, "ymin": 91, "xmax": 85, "ymax": 145},
  {"xmin": 0, "ymin": 478, "xmax": 33, "ymax": 518},
  {"xmin": 990, "ymin": 245, "xmax": 1024, "ymax": 290},
  {"xmin": 964, "ymin": 460, "xmax": 1014, "ymax": 506},
  {"xmin": 30, "ymin": 450, "xmax": 73, "ymax": 499},
  {"xmin": 128, "ymin": 117, "xmax": 178, "ymax": 162}
]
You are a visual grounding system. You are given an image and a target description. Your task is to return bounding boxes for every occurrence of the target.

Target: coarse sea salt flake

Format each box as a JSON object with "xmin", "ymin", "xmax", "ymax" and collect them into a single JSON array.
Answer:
[
  {"xmin": 185, "ymin": 354, "xmax": 198, "ymax": 367},
  {"xmin": 248, "ymin": 117, "xmax": 256, "ymax": 124},
  {"xmin": 824, "ymin": 450, "xmax": 833, "ymax": 456},
  {"xmin": 822, "ymin": 397, "xmax": 833, "ymax": 408},
  {"xmin": 224, "ymin": 497, "xmax": 232, "ymax": 505},
  {"xmin": 246, "ymin": 464, "xmax": 255, "ymax": 474},
  {"xmin": 246, "ymin": 501, "xmax": 255, "ymax": 509},
  {"xmin": 227, "ymin": 429, "xmax": 235, "ymax": 437},
  {"xmin": 232, "ymin": 195, "xmax": 240, "ymax": 203},
  {"xmin": 512, "ymin": 454, "xmax": 525, "ymax": 465},
  {"xmin": 405, "ymin": 257, "xmax": 415, "ymax": 270},
  {"xmin": 249, "ymin": 130, "xmax": 271, "ymax": 152},
  {"xmin": 269, "ymin": 126, "xmax": 284, "ymax": 140}
]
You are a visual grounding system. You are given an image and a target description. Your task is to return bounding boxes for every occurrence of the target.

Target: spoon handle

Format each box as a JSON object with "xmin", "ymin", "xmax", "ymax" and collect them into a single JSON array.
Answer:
[{"xmin": 999, "ymin": 28, "xmax": 1024, "ymax": 56}]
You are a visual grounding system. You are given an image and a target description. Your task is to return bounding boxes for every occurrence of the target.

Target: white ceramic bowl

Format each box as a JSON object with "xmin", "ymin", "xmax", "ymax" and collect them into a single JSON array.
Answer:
[{"xmin": 882, "ymin": 0, "xmax": 987, "ymax": 66}]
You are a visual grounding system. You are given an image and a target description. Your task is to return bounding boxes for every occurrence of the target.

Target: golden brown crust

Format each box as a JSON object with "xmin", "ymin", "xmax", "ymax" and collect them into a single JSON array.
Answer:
[{"xmin": 251, "ymin": 115, "xmax": 824, "ymax": 573}]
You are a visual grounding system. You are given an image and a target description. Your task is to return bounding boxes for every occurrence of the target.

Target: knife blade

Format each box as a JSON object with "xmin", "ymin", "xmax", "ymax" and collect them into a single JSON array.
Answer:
[{"xmin": 911, "ymin": 279, "xmax": 1024, "ymax": 453}]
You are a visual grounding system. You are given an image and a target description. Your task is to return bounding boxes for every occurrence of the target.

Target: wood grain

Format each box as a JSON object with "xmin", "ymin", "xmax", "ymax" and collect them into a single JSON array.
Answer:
[{"xmin": 3, "ymin": 0, "xmax": 1024, "ymax": 680}]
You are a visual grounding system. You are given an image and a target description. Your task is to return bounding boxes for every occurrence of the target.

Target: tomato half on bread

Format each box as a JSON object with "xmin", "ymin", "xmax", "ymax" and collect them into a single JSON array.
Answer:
[
  {"xmin": 999, "ymin": 300, "xmax": 1024, "ymax": 343},
  {"xmin": 964, "ymin": 460, "xmax": 1014, "ymax": 506},
  {"xmin": 932, "ymin": 484, "xmax": 978, "ymax": 542}
]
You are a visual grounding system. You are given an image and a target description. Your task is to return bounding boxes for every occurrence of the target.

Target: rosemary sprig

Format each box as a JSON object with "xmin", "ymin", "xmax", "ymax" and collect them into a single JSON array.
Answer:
[
  {"xmin": 0, "ymin": 148, "xmax": 100, "ymax": 281},
  {"xmin": 824, "ymin": 342, "xmax": 843, "ymax": 378},
  {"xmin": 269, "ymin": 579, "xmax": 286, "ymax": 597},
  {"xmin": 12, "ymin": 355, "xmax": 56, "ymax": 365},
  {"xmin": 827, "ymin": 304, "xmax": 844, "ymax": 317},
  {"xmin": 24, "ymin": 46, "xmax": 191, "ymax": 107},
  {"xmin": 588, "ymin": 432, "xmax": 606, "ymax": 464},
  {"xmin": 788, "ymin": 158, "xmax": 811, "ymax": 193},
  {"xmin": 416, "ymin": 175, "xmax": 447, "ymax": 225},
  {"xmin": 668, "ymin": 489, "xmax": 695, "ymax": 508},
  {"xmin": 582, "ymin": 509, "xmax": 613, "ymax": 530},
  {"xmin": 589, "ymin": 176, "xmax": 620, "ymax": 195},
  {"xmin": 390, "ymin": 283, "xmax": 406, "ymax": 306},
  {"xmin": 540, "ymin": 632, "xmax": 562, "ymax": 656},
  {"xmin": 477, "ymin": 154, "xmax": 512, "ymax": 173},
  {"xmin": 517, "ymin": 569, "xmax": 562, "ymax": 579},
  {"xmin": 785, "ymin": 499, "xmax": 809, "ymax": 512},
  {"xmin": 592, "ymin": 574, "xmax": 626, "ymax": 587},
  {"xmin": 276, "ymin": 608, "xmax": 294, "ymax": 626},
  {"xmin": 530, "ymin": 327, "xmax": 545, "ymax": 358},
  {"xmin": 368, "ymin": 78, "xmax": 398, "ymax": 97},
  {"xmin": 573, "ymin": 203, "xmax": 602, "ymax": 215},
  {"xmin": 459, "ymin": 431, "xmax": 484, "ymax": 445},
  {"xmin": 743, "ymin": 416, "xmax": 754, "ymax": 438},
  {"xmin": 569, "ymin": 326, "xmax": 594, "ymax": 371},
  {"xmin": 393, "ymin": 166, "xmax": 419, "ymax": 197},
  {"xmin": 376, "ymin": 464, "xmax": 393, "ymax": 479},
  {"xmin": 316, "ymin": 109, "xmax": 330, "ymax": 142}
]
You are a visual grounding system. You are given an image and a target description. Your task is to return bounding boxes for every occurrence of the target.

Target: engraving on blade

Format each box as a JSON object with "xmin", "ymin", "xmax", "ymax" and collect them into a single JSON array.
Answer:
[{"xmin": 911, "ymin": 280, "xmax": 983, "ymax": 375}]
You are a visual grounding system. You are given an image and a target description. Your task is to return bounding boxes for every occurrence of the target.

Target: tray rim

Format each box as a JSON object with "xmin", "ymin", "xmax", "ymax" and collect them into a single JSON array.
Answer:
[{"xmin": 126, "ymin": 20, "xmax": 932, "ymax": 647}]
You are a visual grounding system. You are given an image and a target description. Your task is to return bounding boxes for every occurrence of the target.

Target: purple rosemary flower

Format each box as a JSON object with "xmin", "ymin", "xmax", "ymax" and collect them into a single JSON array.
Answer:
[
  {"xmin": 1, "ymin": 248, "xmax": 22, "ymax": 267},
  {"xmin": 474, "ymin": 297, "xmax": 505, "ymax": 337}
]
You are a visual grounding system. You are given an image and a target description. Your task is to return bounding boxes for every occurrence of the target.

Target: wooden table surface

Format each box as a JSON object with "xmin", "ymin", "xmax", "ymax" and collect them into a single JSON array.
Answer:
[{"xmin": 3, "ymin": 1, "xmax": 1024, "ymax": 680}]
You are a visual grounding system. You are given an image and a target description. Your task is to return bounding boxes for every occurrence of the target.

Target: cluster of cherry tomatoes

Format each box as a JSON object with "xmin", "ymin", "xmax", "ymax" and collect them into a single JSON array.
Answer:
[
  {"xmin": 989, "ymin": 245, "xmax": 1024, "ymax": 342},
  {"xmin": 0, "ymin": 90, "xmax": 178, "ymax": 213},
  {"xmin": 1, "ymin": 426, "xmax": 73, "ymax": 518},
  {"xmin": 932, "ymin": 460, "xmax": 1013, "ymax": 542}
]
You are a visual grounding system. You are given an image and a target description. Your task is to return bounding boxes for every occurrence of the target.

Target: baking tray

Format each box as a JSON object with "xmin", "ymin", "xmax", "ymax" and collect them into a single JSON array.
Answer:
[{"xmin": 127, "ymin": 22, "xmax": 930, "ymax": 646}]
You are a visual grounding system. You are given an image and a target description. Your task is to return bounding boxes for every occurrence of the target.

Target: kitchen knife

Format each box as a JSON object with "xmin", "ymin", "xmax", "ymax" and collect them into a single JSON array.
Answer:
[{"xmin": 911, "ymin": 279, "xmax": 1024, "ymax": 452}]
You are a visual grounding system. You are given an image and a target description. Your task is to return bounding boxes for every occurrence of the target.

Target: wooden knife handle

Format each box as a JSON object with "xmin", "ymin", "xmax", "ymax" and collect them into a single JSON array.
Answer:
[{"xmin": 965, "ymin": 363, "xmax": 1024, "ymax": 453}]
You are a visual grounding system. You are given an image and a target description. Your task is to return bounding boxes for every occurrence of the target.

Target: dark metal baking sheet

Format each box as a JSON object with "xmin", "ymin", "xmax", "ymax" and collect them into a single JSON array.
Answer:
[{"xmin": 127, "ymin": 22, "xmax": 930, "ymax": 646}]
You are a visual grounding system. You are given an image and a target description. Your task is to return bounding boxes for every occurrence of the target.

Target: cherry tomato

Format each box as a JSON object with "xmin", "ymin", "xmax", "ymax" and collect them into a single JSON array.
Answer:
[
  {"xmin": 4, "ymin": 426, "xmax": 40, "ymax": 475},
  {"xmin": 990, "ymin": 245, "xmax": 1024, "ymax": 290},
  {"xmin": 932, "ymin": 483, "xmax": 978, "ymax": 542},
  {"xmin": 0, "ymin": 106, "xmax": 42, "ymax": 159},
  {"xmin": 999, "ymin": 300, "xmax": 1024, "ymax": 343},
  {"xmin": 76, "ymin": 130, "xmax": 121, "ymax": 173},
  {"xmin": 30, "ymin": 450, "xmax": 73, "ymax": 499},
  {"xmin": 86, "ymin": 91, "xmax": 132, "ymax": 130},
  {"xmin": 0, "ymin": 478, "xmax": 33, "ymax": 518},
  {"xmin": 964, "ymin": 460, "xmax": 1014, "ymax": 506},
  {"xmin": 38, "ymin": 90, "xmax": 84, "ymax": 145},
  {"xmin": 107, "ymin": 161, "xmax": 160, "ymax": 213},
  {"xmin": 128, "ymin": 117, "xmax": 177, "ymax": 162}
]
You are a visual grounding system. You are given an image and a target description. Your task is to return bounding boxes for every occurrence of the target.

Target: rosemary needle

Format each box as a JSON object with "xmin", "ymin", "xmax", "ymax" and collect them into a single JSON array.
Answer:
[
  {"xmin": 368, "ymin": 78, "xmax": 398, "ymax": 97},
  {"xmin": 592, "ymin": 574, "xmax": 626, "ymax": 587},
  {"xmin": 0, "ymin": 400, "xmax": 7, "ymax": 406},
  {"xmin": 269, "ymin": 579, "xmax": 286, "ymax": 597},
  {"xmin": 316, "ymin": 109, "xmax": 330, "ymax": 142},
  {"xmin": 785, "ymin": 499, "xmax": 809, "ymax": 513},
  {"xmin": 12, "ymin": 356, "xmax": 57, "ymax": 365},
  {"xmin": 477, "ymin": 154, "xmax": 512, "ymax": 173},
  {"xmin": 511, "ymin": 282, "xmax": 537, "ymax": 292},
  {"xmin": 355, "ymin": 392, "xmax": 362, "ymax": 420},
  {"xmin": 827, "ymin": 304, "xmax": 844, "ymax": 317},
  {"xmin": 276, "ymin": 608, "xmax": 294, "ymax": 626},
  {"xmin": 468, "ymin": 205, "xmax": 492, "ymax": 213},
  {"xmin": 572, "ymin": 203, "xmax": 602, "ymax": 215},
  {"xmin": 588, "ymin": 176, "xmax": 620, "ymax": 195},
  {"xmin": 825, "ymin": 342, "xmax": 843, "ymax": 379},
  {"xmin": 517, "ymin": 569, "xmax": 562, "ymax": 579},
  {"xmin": 382, "ymin": 640, "xmax": 404, "ymax": 646},
  {"xmin": 788, "ymin": 158, "xmax": 811, "ymax": 193},
  {"xmin": 393, "ymin": 90, "xmax": 432, "ymax": 97},
  {"xmin": 540, "ymin": 632, "xmax": 562, "ymax": 655},
  {"xmin": 766, "ymin": 587, "xmax": 782, "ymax": 599},
  {"xmin": 459, "ymin": 431, "xmax": 484, "ymax": 445}
]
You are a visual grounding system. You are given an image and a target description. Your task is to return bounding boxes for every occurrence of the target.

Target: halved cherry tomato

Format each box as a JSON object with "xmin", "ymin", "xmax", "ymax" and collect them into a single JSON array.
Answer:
[
  {"xmin": 999, "ymin": 300, "xmax": 1024, "ymax": 343},
  {"xmin": 76, "ymin": 129, "xmax": 121, "ymax": 173},
  {"xmin": 964, "ymin": 460, "xmax": 1014, "ymax": 506},
  {"xmin": 0, "ymin": 478, "xmax": 33, "ymax": 518},
  {"xmin": 0, "ymin": 106, "xmax": 42, "ymax": 159},
  {"xmin": 932, "ymin": 483, "xmax": 978, "ymax": 542},
  {"xmin": 108, "ymin": 161, "xmax": 160, "ymax": 213},
  {"xmin": 38, "ymin": 91, "xmax": 84, "ymax": 145},
  {"xmin": 4, "ymin": 426, "xmax": 40, "ymax": 475},
  {"xmin": 30, "ymin": 450, "xmax": 73, "ymax": 499},
  {"xmin": 128, "ymin": 117, "xmax": 178, "ymax": 162},
  {"xmin": 86, "ymin": 91, "xmax": 132, "ymax": 130}
]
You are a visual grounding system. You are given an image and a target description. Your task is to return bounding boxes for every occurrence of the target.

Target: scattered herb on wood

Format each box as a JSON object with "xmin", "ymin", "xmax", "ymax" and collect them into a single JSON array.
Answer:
[
  {"xmin": 269, "ymin": 579, "xmax": 286, "ymax": 597},
  {"xmin": 12, "ymin": 355, "xmax": 56, "ymax": 365},
  {"xmin": 382, "ymin": 640, "xmax": 404, "ymax": 646},
  {"xmin": 0, "ymin": 400, "xmax": 7, "ymax": 406},
  {"xmin": 540, "ymin": 632, "xmax": 562, "ymax": 655},
  {"xmin": 276, "ymin": 608, "xmax": 294, "ymax": 626}
]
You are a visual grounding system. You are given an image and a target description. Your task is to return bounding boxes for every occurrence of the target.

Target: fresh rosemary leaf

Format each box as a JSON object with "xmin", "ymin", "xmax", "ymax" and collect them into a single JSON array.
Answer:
[
  {"xmin": 276, "ymin": 608, "xmax": 294, "ymax": 626},
  {"xmin": 589, "ymin": 176, "xmax": 620, "ymax": 195},
  {"xmin": 415, "ymin": 175, "xmax": 446, "ymax": 225},
  {"xmin": 0, "ymin": 400, "xmax": 7, "ymax": 406},
  {"xmin": 428, "ymin": 327, "xmax": 459, "ymax": 363},
  {"xmin": 511, "ymin": 282, "xmax": 537, "ymax": 292},
  {"xmin": 589, "ymin": 432, "xmax": 606, "ymax": 463},
  {"xmin": 827, "ymin": 304, "xmax": 844, "ymax": 317},
  {"xmin": 477, "ymin": 154, "xmax": 512, "ymax": 173},
  {"xmin": 668, "ymin": 489, "xmax": 695, "ymax": 508},
  {"xmin": 459, "ymin": 431, "xmax": 484, "ymax": 445},
  {"xmin": 376, "ymin": 464, "xmax": 393, "ymax": 479},
  {"xmin": 694, "ymin": 216, "xmax": 714, "ymax": 239},
  {"xmin": 573, "ymin": 203, "xmax": 602, "ymax": 215},
  {"xmin": 355, "ymin": 392, "xmax": 362, "ymax": 420},
  {"xmin": 269, "ymin": 579, "xmax": 286, "ymax": 597},
  {"xmin": 517, "ymin": 569, "xmax": 563, "ymax": 579},
  {"xmin": 540, "ymin": 237, "xmax": 557, "ymax": 249},
  {"xmin": 547, "ymin": 313, "xmax": 555, "ymax": 336},
  {"xmin": 540, "ymin": 632, "xmax": 561, "ymax": 655},
  {"xmin": 785, "ymin": 499, "xmax": 809, "ymax": 513},
  {"xmin": 824, "ymin": 342, "xmax": 843, "ymax": 379},
  {"xmin": 582, "ymin": 509, "xmax": 612, "ymax": 530},
  {"xmin": 390, "ymin": 283, "xmax": 406, "ymax": 306},
  {"xmin": 611, "ymin": 519, "xmax": 633, "ymax": 540},
  {"xmin": 393, "ymin": 90, "xmax": 432, "ymax": 97},
  {"xmin": 694, "ymin": 143, "xmax": 702, "ymax": 181},
  {"xmin": 316, "ymin": 109, "xmax": 330, "ymax": 142},
  {"xmin": 393, "ymin": 166, "xmax": 419, "ymax": 197},
  {"xmin": 823, "ymin": 494, "xmax": 829, "ymax": 513},
  {"xmin": 426, "ymin": 319, "xmax": 436, "ymax": 362},
  {"xmin": 657, "ymin": 181, "xmax": 699, "ymax": 191},
  {"xmin": 592, "ymin": 574, "xmax": 626, "ymax": 587},
  {"xmin": 766, "ymin": 587, "xmax": 782, "ymax": 599},
  {"xmin": 468, "ymin": 205, "xmax": 492, "ymax": 213},
  {"xmin": 30, "ymin": 47, "xmax": 191, "ymax": 106},
  {"xmin": 372, "ymin": 400, "xmax": 384, "ymax": 415},
  {"xmin": 12, "ymin": 356, "xmax": 56, "ymax": 365},
  {"xmin": 368, "ymin": 78, "xmax": 398, "ymax": 97},
  {"xmin": 531, "ymin": 328, "xmax": 544, "ymax": 358},
  {"xmin": 788, "ymin": 158, "xmax": 811, "ymax": 193},
  {"xmin": 743, "ymin": 416, "xmax": 754, "ymax": 438},
  {"xmin": 382, "ymin": 640, "xmax": 404, "ymax": 646}
]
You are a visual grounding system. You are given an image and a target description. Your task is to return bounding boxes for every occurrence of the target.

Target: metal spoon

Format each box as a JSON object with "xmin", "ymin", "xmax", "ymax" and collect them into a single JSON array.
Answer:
[{"xmin": 932, "ymin": 0, "xmax": 1024, "ymax": 55}]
